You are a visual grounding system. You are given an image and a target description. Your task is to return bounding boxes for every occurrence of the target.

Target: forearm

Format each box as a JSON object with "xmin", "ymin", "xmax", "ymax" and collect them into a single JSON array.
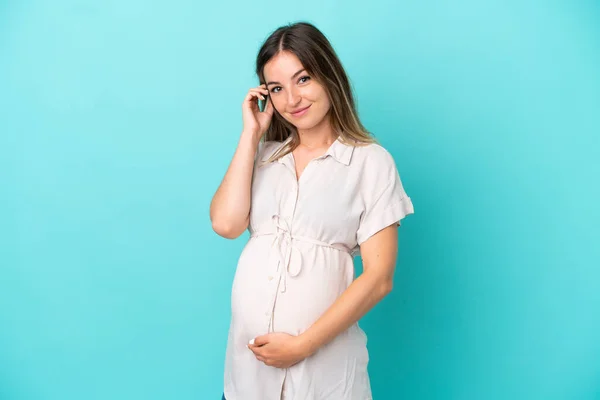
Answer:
[
  {"xmin": 298, "ymin": 270, "xmax": 392, "ymax": 357},
  {"xmin": 209, "ymin": 131, "xmax": 260, "ymax": 238}
]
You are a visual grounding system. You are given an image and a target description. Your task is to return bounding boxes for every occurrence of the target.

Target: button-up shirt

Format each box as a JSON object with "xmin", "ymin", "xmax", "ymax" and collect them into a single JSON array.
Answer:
[{"xmin": 223, "ymin": 136, "xmax": 414, "ymax": 400}]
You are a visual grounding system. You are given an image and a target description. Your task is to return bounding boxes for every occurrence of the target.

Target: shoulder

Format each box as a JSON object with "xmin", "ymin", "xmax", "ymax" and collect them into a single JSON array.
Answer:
[
  {"xmin": 351, "ymin": 141, "xmax": 397, "ymax": 171},
  {"xmin": 353, "ymin": 142, "xmax": 392, "ymax": 156},
  {"xmin": 348, "ymin": 141, "xmax": 403, "ymax": 197}
]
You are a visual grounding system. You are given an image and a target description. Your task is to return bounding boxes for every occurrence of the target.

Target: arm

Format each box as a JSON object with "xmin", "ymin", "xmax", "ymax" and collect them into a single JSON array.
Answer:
[
  {"xmin": 210, "ymin": 84, "xmax": 273, "ymax": 239},
  {"xmin": 248, "ymin": 224, "xmax": 398, "ymax": 368},
  {"xmin": 297, "ymin": 224, "xmax": 398, "ymax": 356},
  {"xmin": 209, "ymin": 131, "xmax": 260, "ymax": 239}
]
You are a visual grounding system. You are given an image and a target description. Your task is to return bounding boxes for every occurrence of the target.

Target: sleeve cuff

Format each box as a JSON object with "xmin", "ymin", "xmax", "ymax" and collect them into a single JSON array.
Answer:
[{"xmin": 356, "ymin": 196, "xmax": 414, "ymax": 245}]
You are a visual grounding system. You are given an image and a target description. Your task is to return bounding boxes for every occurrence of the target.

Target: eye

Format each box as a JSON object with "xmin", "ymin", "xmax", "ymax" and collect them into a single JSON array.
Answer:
[{"xmin": 269, "ymin": 76, "xmax": 309, "ymax": 93}]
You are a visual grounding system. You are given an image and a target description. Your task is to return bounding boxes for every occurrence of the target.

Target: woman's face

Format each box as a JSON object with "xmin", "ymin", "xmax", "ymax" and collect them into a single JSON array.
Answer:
[{"xmin": 263, "ymin": 51, "xmax": 331, "ymax": 132}]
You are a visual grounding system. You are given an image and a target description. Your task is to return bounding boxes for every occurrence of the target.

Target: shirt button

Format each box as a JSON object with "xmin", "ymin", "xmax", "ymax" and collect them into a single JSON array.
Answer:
[{"xmin": 268, "ymin": 275, "xmax": 273, "ymax": 281}]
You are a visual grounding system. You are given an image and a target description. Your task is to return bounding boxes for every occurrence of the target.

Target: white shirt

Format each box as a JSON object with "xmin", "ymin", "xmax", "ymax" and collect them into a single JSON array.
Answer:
[{"xmin": 223, "ymin": 136, "xmax": 414, "ymax": 400}]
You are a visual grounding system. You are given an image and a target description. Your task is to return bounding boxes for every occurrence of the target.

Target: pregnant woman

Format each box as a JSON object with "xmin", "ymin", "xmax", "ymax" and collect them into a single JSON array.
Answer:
[{"xmin": 210, "ymin": 21, "xmax": 414, "ymax": 400}]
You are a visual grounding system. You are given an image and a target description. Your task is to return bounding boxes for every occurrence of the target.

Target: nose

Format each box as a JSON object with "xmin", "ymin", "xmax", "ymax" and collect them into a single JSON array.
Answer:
[{"xmin": 287, "ymin": 86, "xmax": 301, "ymax": 108}]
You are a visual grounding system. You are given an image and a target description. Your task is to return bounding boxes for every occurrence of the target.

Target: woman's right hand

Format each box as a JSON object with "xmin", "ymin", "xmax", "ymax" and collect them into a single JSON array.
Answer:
[{"xmin": 242, "ymin": 84, "xmax": 274, "ymax": 141}]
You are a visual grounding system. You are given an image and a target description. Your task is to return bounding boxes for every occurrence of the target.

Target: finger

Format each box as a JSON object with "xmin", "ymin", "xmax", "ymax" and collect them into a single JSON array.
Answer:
[
  {"xmin": 251, "ymin": 86, "xmax": 269, "ymax": 94},
  {"xmin": 253, "ymin": 335, "xmax": 269, "ymax": 346},
  {"xmin": 249, "ymin": 88, "xmax": 267, "ymax": 94},
  {"xmin": 247, "ymin": 342, "xmax": 264, "ymax": 354},
  {"xmin": 249, "ymin": 86, "xmax": 268, "ymax": 95},
  {"xmin": 244, "ymin": 91, "xmax": 264, "ymax": 103},
  {"xmin": 243, "ymin": 92, "xmax": 262, "ymax": 110},
  {"xmin": 248, "ymin": 90, "xmax": 267, "ymax": 101},
  {"xmin": 249, "ymin": 346, "xmax": 265, "ymax": 358}
]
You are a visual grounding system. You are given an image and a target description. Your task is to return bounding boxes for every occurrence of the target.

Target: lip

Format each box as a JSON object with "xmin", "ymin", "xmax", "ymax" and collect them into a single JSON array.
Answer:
[{"xmin": 290, "ymin": 105, "xmax": 311, "ymax": 117}]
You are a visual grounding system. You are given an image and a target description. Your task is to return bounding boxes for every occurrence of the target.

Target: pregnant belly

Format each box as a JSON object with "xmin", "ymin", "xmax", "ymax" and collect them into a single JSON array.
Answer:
[{"xmin": 230, "ymin": 237, "xmax": 355, "ymax": 336}]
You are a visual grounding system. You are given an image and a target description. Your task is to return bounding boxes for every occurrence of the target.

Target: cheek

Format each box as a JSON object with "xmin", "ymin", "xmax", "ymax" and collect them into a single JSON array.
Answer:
[
  {"xmin": 315, "ymin": 95, "xmax": 331, "ymax": 116},
  {"xmin": 310, "ymin": 88, "xmax": 330, "ymax": 110},
  {"xmin": 271, "ymin": 96, "xmax": 286, "ymax": 110}
]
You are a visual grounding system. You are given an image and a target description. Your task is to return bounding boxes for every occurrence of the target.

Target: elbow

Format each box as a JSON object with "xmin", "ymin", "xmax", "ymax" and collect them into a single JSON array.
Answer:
[
  {"xmin": 211, "ymin": 218, "xmax": 247, "ymax": 239},
  {"xmin": 378, "ymin": 279, "xmax": 393, "ymax": 298}
]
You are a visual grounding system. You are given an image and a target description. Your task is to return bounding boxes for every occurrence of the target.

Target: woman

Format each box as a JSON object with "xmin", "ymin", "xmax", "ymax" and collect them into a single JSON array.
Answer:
[{"xmin": 210, "ymin": 21, "xmax": 414, "ymax": 400}]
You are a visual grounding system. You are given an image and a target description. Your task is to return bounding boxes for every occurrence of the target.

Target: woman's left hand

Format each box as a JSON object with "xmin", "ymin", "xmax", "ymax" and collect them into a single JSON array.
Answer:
[{"xmin": 247, "ymin": 332, "xmax": 311, "ymax": 368}]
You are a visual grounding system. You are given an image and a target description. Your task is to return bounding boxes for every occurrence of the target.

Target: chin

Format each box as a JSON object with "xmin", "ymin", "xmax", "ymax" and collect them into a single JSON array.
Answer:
[
  {"xmin": 292, "ymin": 121, "xmax": 313, "ymax": 130},
  {"xmin": 294, "ymin": 117, "xmax": 327, "ymax": 131}
]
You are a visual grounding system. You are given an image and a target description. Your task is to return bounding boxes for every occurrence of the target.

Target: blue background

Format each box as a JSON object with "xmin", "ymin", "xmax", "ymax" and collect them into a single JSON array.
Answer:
[{"xmin": 1, "ymin": 0, "xmax": 599, "ymax": 399}]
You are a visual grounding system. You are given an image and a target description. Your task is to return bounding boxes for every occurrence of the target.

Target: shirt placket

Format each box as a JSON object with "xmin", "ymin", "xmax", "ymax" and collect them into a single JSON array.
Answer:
[{"xmin": 264, "ymin": 155, "xmax": 301, "ymax": 333}]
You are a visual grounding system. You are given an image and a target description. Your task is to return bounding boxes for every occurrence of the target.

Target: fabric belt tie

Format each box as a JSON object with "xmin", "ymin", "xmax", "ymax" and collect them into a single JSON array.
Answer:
[{"xmin": 250, "ymin": 214, "xmax": 352, "ymax": 293}]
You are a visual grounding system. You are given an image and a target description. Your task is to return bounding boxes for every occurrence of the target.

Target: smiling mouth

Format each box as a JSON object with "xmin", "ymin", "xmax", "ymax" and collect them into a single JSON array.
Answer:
[{"xmin": 290, "ymin": 105, "xmax": 311, "ymax": 116}]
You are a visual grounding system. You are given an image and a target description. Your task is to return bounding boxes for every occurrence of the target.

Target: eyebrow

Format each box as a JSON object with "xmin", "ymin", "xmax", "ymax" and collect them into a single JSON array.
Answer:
[{"xmin": 266, "ymin": 69, "xmax": 306, "ymax": 86}]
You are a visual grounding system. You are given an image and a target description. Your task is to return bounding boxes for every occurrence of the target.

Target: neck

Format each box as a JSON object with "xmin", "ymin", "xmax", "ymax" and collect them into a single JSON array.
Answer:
[{"xmin": 296, "ymin": 115, "xmax": 338, "ymax": 149}]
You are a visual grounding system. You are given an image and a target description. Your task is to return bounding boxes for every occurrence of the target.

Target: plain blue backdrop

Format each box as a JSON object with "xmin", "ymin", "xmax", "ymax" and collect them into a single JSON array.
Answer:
[{"xmin": 1, "ymin": 0, "xmax": 599, "ymax": 399}]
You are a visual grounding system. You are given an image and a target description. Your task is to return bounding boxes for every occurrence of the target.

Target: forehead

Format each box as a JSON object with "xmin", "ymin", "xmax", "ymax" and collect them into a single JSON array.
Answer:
[{"xmin": 264, "ymin": 51, "xmax": 304, "ymax": 80}]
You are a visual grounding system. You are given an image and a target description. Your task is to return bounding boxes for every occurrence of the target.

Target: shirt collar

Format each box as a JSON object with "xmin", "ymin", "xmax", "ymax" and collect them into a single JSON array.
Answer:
[
  {"xmin": 264, "ymin": 136, "xmax": 354, "ymax": 166},
  {"xmin": 324, "ymin": 136, "xmax": 354, "ymax": 165}
]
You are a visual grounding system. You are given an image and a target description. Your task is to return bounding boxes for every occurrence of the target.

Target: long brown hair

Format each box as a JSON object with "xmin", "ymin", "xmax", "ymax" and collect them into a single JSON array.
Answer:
[{"xmin": 256, "ymin": 21, "xmax": 376, "ymax": 163}]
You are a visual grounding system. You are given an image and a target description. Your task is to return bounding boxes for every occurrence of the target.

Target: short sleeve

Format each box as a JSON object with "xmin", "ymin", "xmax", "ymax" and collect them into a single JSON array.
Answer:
[{"xmin": 356, "ymin": 148, "xmax": 414, "ymax": 245}]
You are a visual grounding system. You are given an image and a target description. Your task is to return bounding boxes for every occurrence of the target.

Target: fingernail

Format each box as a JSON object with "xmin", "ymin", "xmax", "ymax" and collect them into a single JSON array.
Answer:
[{"xmin": 248, "ymin": 339, "xmax": 255, "ymax": 345}]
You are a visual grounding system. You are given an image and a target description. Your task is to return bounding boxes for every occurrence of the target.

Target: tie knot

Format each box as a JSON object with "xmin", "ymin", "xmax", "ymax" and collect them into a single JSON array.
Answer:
[{"xmin": 272, "ymin": 214, "xmax": 292, "ymax": 238}]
